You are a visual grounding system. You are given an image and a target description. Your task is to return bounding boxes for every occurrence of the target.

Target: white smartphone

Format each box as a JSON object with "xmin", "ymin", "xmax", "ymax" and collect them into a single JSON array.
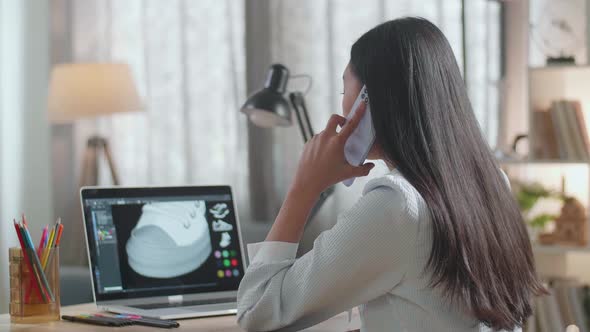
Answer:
[{"xmin": 342, "ymin": 85, "xmax": 375, "ymax": 186}]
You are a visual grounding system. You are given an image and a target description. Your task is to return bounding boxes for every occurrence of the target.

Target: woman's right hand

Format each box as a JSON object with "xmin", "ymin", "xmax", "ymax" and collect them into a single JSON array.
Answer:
[{"xmin": 290, "ymin": 102, "xmax": 375, "ymax": 197}]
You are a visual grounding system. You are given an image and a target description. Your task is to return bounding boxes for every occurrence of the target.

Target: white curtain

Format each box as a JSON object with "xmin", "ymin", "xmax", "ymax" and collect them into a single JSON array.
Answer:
[
  {"xmin": 63, "ymin": 0, "xmax": 500, "ymax": 258},
  {"xmin": 0, "ymin": 0, "xmax": 52, "ymax": 314},
  {"xmin": 64, "ymin": 0, "xmax": 248, "ymax": 264},
  {"xmin": 70, "ymin": 0, "xmax": 247, "ymax": 190},
  {"xmin": 465, "ymin": 0, "xmax": 501, "ymax": 146}
]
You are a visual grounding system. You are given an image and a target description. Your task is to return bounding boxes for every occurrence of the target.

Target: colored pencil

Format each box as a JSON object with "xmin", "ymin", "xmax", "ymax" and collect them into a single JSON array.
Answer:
[
  {"xmin": 41, "ymin": 226, "xmax": 56, "ymax": 268},
  {"xmin": 43, "ymin": 226, "xmax": 49, "ymax": 248},
  {"xmin": 20, "ymin": 222, "xmax": 50, "ymax": 301},
  {"xmin": 55, "ymin": 219, "xmax": 64, "ymax": 246},
  {"xmin": 25, "ymin": 225, "xmax": 49, "ymax": 302},
  {"xmin": 37, "ymin": 226, "xmax": 48, "ymax": 258},
  {"xmin": 13, "ymin": 220, "xmax": 45, "ymax": 302},
  {"xmin": 21, "ymin": 222, "xmax": 54, "ymax": 302},
  {"xmin": 43, "ymin": 220, "xmax": 62, "ymax": 273}
]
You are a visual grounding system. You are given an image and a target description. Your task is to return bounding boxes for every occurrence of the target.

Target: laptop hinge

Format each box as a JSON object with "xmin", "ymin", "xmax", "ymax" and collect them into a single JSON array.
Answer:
[{"xmin": 168, "ymin": 295, "xmax": 183, "ymax": 304}]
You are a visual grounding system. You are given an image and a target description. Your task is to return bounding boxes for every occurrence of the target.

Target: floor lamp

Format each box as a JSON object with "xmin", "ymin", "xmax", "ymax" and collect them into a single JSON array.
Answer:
[
  {"xmin": 47, "ymin": 63, "xmax": 143, "ymax": 187},
  {"xmin": 241, "ymin": 64, "xmax": 334, "ymax": 221}
]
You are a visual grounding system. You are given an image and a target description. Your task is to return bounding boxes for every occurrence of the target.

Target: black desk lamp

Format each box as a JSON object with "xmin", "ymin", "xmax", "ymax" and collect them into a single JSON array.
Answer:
[{"xmin": 241, "ymin": 64, "xmax": 334, "ymax": 220}]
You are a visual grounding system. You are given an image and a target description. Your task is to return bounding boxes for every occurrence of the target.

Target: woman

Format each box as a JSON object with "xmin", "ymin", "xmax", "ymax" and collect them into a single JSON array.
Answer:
[{"xmin": 237, "ymin": 17, "xmax": 545, "ymax": 332}]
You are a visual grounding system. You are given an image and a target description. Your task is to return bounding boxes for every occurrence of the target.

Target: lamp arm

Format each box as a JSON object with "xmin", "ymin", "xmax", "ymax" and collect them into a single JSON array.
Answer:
[
  {"xmin": 299, "ymin": 94, "xmax": 315, "ymax": 137},
  {"xmin": 287, "ymin": 91, "xmax": 333, "ymax": 223},
  {"xmin": 308, "ymin": 185, "xmax": 335, "ymax": 222},
  {"xmin": 289, "ymin": 92, "xmax": 315, "ymax": 143}
]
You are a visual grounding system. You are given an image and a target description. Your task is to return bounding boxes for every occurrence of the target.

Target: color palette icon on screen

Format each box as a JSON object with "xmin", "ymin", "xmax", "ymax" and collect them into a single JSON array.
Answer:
[{"xmin": 214, "ymin": 250, "xmax": 240, "ymax": 278}]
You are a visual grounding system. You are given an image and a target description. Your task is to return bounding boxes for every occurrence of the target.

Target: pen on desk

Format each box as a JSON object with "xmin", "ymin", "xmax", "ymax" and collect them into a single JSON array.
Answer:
[
  {"xmin": 62, "ymin": 315, "xmax": 121, "ymax": 327},
  {"xmin": 117, "ymin": 314, "xmax": 180, "ymax": 328},
  {"xmin": 133, "ymin": 318, "xmax": 180, "ymax": 328},
  {"xmin": 93, "ymin": 314, "xmax": 134, "ymax": 326}
]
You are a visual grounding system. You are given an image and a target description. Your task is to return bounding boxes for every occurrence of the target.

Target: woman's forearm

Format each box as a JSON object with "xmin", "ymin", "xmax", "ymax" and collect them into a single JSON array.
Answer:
[
  {"xmin": 263, "ymin": 107, "xmax": 372, "ymax": 243},
  {"xmin": 265, "ymin": 185, "xmax": 320, "ymax": 243}
]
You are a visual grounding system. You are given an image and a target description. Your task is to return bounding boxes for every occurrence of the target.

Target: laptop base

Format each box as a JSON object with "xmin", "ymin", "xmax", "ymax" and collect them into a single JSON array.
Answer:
[{"xmin": 100, "ymin": 303, "xmax": 237, "ymax": 320}]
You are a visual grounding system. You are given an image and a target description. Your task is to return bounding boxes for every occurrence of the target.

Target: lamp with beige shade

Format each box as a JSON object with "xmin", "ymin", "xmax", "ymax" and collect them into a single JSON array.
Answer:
[{"xmin": 48, "ymin": 63, "xmax": 143, "ymax": 186}]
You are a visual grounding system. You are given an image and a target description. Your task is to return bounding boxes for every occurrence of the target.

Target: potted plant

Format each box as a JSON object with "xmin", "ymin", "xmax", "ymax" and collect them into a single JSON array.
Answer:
[{"xmin": 513, "ymin": 181, "xmax": 566, "ymax": 242}]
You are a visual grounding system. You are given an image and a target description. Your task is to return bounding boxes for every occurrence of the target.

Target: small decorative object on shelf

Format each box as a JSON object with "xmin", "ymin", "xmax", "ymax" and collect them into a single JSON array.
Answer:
[
  {"xmin": 539, "ymin": 197, "xmax": 588, "ymax": 247},
  {"xmin": 529, "ymin": 0, "xmax": 585, "ymax": 66},
  {"xmin": 514, "ymin": 181, "xmax": 564, "ymax": 242}
]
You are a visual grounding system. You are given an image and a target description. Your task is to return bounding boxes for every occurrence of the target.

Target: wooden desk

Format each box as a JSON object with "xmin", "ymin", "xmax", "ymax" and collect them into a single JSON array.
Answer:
[{"xmin": 0, "ymin": 303, "xmax": 361, "ymax": 331}]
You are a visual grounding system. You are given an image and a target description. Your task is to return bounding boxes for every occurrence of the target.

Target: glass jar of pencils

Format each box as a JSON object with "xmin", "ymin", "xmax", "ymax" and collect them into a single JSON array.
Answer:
[{"xmin": 9, "ymin": 247, "xmax": 60, "ymax": 323}]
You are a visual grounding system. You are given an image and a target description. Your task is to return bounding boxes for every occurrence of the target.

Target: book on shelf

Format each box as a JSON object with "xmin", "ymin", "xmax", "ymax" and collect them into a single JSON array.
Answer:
[
  {"xmin": 564, "ymin": 101, "xmax": 590, "ymax": 160},
  {"xmin": 537, "ymin": 289, "xmax": 565, "ymax": 332},
  {"xmin": 573, "ymin": 101, "xmax": 590, "ymax": 160},
  {"xmin": 568, "ymin": 286, "xmax": 588, "ymax": 332},
  {"xmin": 554, "ymin": 280, "xmax": 578, "ymax": 327},
  {"xmin": 525, "ymin": 313, "xmax": 537, "ymax": 332},
  {"xmin": 549, "ymin": 101, "xmax": 571, "ymax": 159},
  {"xmin": 533, "ymin": 100, "xmax": 590, "ymax": 161},
  {"xmin": 532, "ymin": 110, "xmax": 560, "ymax": 159},
  {"xmin": 531, "ymin": 280, "xmax": 589, "ymax": 332}
]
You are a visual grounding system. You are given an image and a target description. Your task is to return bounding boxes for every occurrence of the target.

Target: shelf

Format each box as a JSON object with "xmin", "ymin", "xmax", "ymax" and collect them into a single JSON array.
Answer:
[
  {"xmin": 532, "ymin": 244, "xmax": 590, "ymax": 255},
  {"xmin": 497, "ymin": 158, "xmax": 590, "ymax": 165},
  {"xmin": 529, "ymin": 65, "xmax": 590, "ymax": 70}
]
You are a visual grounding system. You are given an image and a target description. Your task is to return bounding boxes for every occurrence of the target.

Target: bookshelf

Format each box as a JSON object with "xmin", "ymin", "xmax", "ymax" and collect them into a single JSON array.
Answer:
[
  {"xmin": 533, "ymin": 244, "xmax": 590, "ymax": 255},
  {"xmin": 501, "ymin": 160, "xmax": 590, "ymax": 331},
  {"xmin": 498, "ymin": 158, "xmax": 590, "ymax": 165},
  {"xmin": 499, "ymin": 65, "xmax": 590, "ymax": 287},
  {"xmin": 510, "ymin": 2, "xmax": 590, "ymax": 330}
]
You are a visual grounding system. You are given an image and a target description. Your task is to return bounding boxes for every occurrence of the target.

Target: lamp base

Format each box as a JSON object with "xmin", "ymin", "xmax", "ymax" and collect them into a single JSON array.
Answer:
[{"xmin": 79, "ymin": 135, "xmax": 120, "ymax": 187}]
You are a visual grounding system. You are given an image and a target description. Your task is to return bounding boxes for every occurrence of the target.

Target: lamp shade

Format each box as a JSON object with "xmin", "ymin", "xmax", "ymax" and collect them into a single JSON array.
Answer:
[
  {"xmin": 241, "ymin": 64, "xmax": 292, "ymax": 127},
  {"xmin": 48, "ymin": 63, "xmax": 143, "ymax": 123}
]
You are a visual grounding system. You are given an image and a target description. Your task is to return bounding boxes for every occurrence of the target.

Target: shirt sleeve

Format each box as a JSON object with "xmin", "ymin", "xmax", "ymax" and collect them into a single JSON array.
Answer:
[
  {"xmin": 247, "ymin": 241, "xmax": 299, "ymax": 265},
  {"xmin": 236, "ymin": 186, "xmax": 419, "ymax": 332}
]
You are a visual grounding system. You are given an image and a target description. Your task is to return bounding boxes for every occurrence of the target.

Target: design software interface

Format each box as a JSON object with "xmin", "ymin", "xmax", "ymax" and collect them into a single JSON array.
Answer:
[{"xmin": 83, "ymin": 193, "xmax": 244, "ymax": 298}]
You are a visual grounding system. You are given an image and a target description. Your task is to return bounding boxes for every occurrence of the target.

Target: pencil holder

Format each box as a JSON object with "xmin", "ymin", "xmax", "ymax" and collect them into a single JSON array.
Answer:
[{"xmin": 9, "ymin": 247, "xmax": 60, "ymax": 323}]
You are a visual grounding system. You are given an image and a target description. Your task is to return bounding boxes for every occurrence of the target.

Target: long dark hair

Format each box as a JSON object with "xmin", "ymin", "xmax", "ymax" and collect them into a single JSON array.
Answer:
[{"xmin": 350, "ymin": 17, "xmax": 546, "ymax": 330}]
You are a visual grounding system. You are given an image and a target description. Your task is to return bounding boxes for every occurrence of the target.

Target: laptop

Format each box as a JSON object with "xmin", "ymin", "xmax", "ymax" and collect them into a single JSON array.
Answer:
[{"xmin": 80, "ymin": 185, "xmax": 246, "ymax": 319}]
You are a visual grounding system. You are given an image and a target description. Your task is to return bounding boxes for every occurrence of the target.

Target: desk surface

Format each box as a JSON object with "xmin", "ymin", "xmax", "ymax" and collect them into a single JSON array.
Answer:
[{"xmin": 0, "ymin": 303, "xmax": 360, "ymax": 331}]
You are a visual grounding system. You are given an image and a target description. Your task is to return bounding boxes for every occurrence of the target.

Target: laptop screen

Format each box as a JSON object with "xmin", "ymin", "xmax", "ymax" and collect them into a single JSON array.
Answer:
[{"xmin": 81, "ymin": 186, "xmax": 245, "ymax": 302}]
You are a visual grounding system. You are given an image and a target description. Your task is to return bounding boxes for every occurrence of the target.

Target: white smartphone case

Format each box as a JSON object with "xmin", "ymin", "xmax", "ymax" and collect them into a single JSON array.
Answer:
[{"xmin": 342, "ymin": 85, "xmax": 375, "ymax": 186}]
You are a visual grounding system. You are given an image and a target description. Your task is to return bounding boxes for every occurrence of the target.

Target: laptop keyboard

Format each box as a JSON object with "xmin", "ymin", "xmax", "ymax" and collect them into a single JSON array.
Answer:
[{"xmin": 130, "ymin": 297, "xmax": 236, "ymax": 310}]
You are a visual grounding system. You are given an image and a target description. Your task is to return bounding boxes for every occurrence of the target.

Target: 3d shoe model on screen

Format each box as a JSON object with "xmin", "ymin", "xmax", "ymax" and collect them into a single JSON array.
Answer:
[
  {"xmin": 126, "ymin": 200, "xmax": 212, "ymax": 278},
  {"xmin": 209, "ymin": 203, "xmax": 230, "ymax": 219},
  {"xmin": 212, "ymin": 220, "xmax": 233, "ymax": 232},
  {"xmin": 219, "ymin": 232, "xmax": 231, "ymax": 248}
]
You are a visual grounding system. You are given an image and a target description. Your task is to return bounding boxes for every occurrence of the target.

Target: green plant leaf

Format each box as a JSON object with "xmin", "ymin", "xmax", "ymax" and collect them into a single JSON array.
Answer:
[
  {"xmin": 528, "ymin": 214, "xmax": 557, "ymax": 228},
  {"xmin": 521, "ymin": 183, "xmax": 551, "ymax": 196},
  {"xmin": 517, "ymin": 191, "xmax": 539, "ymax": 211}
]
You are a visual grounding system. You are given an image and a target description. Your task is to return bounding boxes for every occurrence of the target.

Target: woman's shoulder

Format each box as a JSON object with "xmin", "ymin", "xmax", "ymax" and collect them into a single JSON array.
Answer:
[
  {"xmin": 334, "ymin": 169, "xmax": 426, "ymax": 260},
  {"xmin": 361, "ymin": 168, "xmax": 424, "ymax": 222}
]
